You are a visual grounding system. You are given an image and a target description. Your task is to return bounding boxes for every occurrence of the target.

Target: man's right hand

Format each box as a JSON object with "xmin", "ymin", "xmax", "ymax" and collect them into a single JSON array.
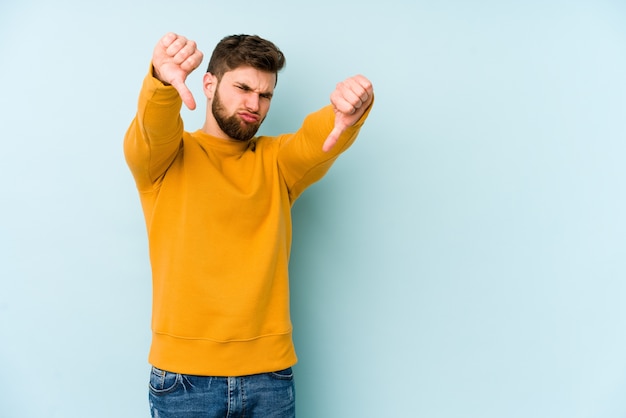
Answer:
[{"xmin": 152, "ymin": 32, "xmax": 204, "ymax": 110}]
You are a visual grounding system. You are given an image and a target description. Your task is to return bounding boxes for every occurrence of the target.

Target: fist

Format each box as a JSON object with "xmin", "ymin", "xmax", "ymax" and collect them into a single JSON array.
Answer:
[
  {"xmin": 152, "ymin": 32, "xmax": 204, "ymax": 110},
  {"xmin": 323, "ymin": 75, "xmax": 374, "ymax": 152}
]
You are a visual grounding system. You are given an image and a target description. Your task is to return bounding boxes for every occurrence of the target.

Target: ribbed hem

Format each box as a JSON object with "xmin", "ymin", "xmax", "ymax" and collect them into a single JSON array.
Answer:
[{"xmin": 148, "ymin": 331, "xmax": 297, "ymax": 377}]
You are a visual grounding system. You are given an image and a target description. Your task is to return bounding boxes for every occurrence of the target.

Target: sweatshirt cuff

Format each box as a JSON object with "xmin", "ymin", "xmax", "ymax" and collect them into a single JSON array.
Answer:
[{"xmin": 139, "ymin": 63, "xmax": 182, "ymax": 106}]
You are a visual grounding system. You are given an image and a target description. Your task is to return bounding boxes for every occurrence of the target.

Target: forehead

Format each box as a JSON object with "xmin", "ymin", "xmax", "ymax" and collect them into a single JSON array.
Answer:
[{"xmin": 221, "ymin": 66, "xmax": 277, "ymax": 91}]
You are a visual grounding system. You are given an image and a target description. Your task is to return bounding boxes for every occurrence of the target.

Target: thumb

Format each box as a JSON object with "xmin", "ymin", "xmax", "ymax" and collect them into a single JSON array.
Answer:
[
  {"xmin": 171, "ymin": 78, "xmax": 197, "ymax": 110},
  {"xmin": 322, "ymin": 112, "xmax": 350, "ymax": 152},
  {"xmin": 322, "ymin": 124, "xmax": 343, "ymax": 152}
]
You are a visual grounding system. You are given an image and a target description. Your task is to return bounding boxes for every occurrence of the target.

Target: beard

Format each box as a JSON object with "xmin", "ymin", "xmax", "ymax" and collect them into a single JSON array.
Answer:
[{"xmin": 212, "ymin": 88, "xmax": 262, "ymax": 142}]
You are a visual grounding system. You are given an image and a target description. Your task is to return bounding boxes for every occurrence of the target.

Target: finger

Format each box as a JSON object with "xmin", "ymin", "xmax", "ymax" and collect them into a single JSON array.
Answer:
[
  {"xmin": 322, "ymin": 125, "xmax": 343, "ymax": 152},
  {"xmin": 341, "ymin": 88, "xmax": 364, "ymax": 111},
  {"xmin": 331, "ymin": 89, "xmax": 360, "ymax": 115},
  {"xmin": 171, "ymin": 40, "xmax": 199, "ymax": 65},
  {"xmin": 351, "ymin": 74, "xmax": 374, "ymax": 95},
  {"xmin": 159, "ymin": 32, "xmax": 178, "ymax": 49},
  {"xmin": 340, "ymin": 76, "xmax": 373, "ymax": 107},
  {"xmin": 171, "ymin": 78, "xmax": 197, "ymax": 110},
  {"xmin": 180, "ymin": 49, "xmax": 204, "ymax": 73},
  {"xmin": 331, "ymin": 81, "xmax": 370, "ymax": 115},
  {"xmin": 344, "ymin": 77, "xmax": 373, "ymax": 105},
  {"xmin": 165, "ymin": 35, "xmax": 190, "ymax": 57}
]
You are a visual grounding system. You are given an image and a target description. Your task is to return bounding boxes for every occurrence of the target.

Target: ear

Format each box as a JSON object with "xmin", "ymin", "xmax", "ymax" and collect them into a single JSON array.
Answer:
[{"xmin": 203, "ymin": 72, "xmax": 218, "ymax": 100}]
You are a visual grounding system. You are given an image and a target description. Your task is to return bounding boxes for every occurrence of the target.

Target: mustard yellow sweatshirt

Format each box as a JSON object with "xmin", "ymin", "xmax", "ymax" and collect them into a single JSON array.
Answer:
[{"xmin": 124, "ymin": 71, "xmax": 371, "ymax": 376}]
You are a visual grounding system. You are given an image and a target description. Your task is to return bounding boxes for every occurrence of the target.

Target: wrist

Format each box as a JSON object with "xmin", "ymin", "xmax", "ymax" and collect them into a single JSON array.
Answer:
[{"xmin": 151, "ymin": 64, "xmax": 171, "ymax": 86}]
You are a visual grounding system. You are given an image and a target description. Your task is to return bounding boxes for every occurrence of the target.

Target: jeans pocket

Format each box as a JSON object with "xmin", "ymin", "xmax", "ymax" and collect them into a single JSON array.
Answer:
[
  {"xmin": 269, "ymin": 367, "xmax": 294, "ymax": 381},
  {"xmin": 149, "ymin": 366, "xmax": 181, "ymax": 395}
]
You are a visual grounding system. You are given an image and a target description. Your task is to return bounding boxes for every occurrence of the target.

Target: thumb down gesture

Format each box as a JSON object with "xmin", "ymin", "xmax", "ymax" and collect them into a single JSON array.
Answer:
[
  {"xmin": 152, "ymin": 32, "xmax": 204, "ymax": 110},
  {"xmin": 322, "ymin": 75, "xmax": 374, "ymax": 152}
]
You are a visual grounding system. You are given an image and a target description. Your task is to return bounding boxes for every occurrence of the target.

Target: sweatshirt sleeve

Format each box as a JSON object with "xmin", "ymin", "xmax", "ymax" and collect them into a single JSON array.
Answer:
[
  {"xmin": 123, "ymin": 67, "xmax": 185, "ymax": 192},
  {"xmin": 277, "ymin": 102, "xmax": 373, "ymax": 201}
]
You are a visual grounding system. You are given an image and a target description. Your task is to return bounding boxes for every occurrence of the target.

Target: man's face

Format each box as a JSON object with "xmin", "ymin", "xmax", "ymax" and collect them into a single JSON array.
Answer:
[{"xmin": 211, "ymin": 66, "xmax": 276, "ymax": 142}]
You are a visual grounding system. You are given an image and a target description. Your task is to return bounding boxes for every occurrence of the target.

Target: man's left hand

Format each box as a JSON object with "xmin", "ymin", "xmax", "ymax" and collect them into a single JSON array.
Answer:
[{"xmin": 323, "ymin": 75, "xmax": 374, "ymax": 152}]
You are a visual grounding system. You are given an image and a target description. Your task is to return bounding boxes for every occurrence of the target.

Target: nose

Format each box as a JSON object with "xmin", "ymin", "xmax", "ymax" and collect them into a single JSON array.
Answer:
[{"xmin": 245, "ymin": 93, "xmax": 260, "ymax": 112}]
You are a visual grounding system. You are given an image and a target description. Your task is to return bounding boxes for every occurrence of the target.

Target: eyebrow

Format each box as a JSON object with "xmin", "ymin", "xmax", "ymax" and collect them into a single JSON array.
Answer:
[{"xmin": 235, "ymin": 82, "xmax": 273, "ymax": 98}]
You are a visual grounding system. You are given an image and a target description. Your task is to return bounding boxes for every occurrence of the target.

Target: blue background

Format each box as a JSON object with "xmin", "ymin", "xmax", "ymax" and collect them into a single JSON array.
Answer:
[{"xmin": 1, "ymin": 1, "xmax": 625, "ymax": 417}]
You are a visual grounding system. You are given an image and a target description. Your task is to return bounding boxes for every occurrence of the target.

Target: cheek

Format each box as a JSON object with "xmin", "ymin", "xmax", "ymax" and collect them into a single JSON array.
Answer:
[
  {"xmin": 220, "ymin": 95, "xmax": 240, "ymax": 112},
  {"xmin": 261, "ymin": 101, "xmax": 272, "ymax": 116}
]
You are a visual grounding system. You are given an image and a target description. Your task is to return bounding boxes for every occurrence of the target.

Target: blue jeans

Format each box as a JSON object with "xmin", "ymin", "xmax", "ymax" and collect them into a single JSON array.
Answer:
[{"xmin": 148, "ymin": 366, "xmax": 296, "ymax": 417}]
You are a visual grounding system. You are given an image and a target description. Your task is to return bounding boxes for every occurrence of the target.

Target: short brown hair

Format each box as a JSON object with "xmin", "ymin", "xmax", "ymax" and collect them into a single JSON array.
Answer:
[{"xmin": 206, "ymin": 35, "xmax": 286, "ymax": 83}]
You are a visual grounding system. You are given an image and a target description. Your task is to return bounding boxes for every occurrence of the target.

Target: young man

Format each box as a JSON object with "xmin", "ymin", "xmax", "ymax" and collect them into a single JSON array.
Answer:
[{"xmin": 124, "ymin": 32, "xmax": 373, "ymax": 417}]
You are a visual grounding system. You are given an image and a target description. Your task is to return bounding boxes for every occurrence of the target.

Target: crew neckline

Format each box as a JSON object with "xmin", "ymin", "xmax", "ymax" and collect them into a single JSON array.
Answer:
[{"xmin": 192, "ymin": 129, "xmax": 253, "ymax": 155}]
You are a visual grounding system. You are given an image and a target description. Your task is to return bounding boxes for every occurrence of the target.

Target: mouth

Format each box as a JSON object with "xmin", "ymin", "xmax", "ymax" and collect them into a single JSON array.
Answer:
[{"xmin": 238, "ymin": 112, "xmax": 260, "ymax": 124}]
